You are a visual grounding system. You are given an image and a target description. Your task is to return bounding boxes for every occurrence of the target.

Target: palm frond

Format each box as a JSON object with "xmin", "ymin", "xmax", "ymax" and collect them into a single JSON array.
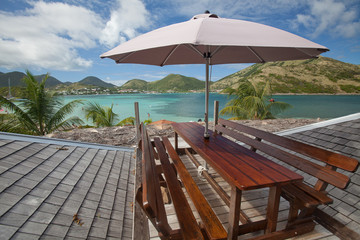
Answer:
[
  {"xmin": 220, "ymin": 80, "xmax": 292, "ymax": 120},
  {"xmin": 117, "ymin": 117, "xmax": 135, "ymax": 126},
  {"xmin": 47, "ymin": 99, "xmax": 84, "ymax": 133}
]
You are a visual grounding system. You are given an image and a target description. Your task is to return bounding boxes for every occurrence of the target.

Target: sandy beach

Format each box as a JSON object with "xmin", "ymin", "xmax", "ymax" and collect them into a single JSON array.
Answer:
[{"xmin": 47, "ymin": 118, "xmax": 322, "ymax": 147}]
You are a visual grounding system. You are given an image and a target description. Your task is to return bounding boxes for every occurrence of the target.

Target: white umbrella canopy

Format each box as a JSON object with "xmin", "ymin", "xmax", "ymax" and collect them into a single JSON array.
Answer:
[{"xmin": 101, "ymin": 12, "xmax": 329, "ymax": 138}]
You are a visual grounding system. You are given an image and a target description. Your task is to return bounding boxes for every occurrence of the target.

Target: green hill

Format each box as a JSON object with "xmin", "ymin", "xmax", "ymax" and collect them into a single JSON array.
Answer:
[
  {"xmin": 78, "ymin": 76, "xmax": 115, "ymax": 88},
  {"xmin": 0, "ymin": 71, "xmax": 26, "ymax": 87},
  {"xmin": 34, "ymin": 74, "xmax": 63, "ymax": 87},
  {"xmin": 119, "ymin": 74, "xmax": 205, "ymax": 92},
  {"xmin": 0, "ymin": 72, "xmax": 63, "ymax": 88},
  {"xmin": 211, "ymin": 57, "xmax": 360, "ymax": 94},
  {"xmin": 120, "ymin": 79, "xmax": 148, "ymax": 90},
  {"xmin": 148, "ymin": 74, "xmax": 205, "ymax": 92},
  {"xmin": 0, "ymin": 71, "xmax": 115, "ymax": 89}
]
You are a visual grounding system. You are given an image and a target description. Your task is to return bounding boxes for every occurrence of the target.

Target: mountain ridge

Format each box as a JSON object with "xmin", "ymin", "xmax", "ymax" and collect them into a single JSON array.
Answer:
[
  {"xmin": 211, "ymin": 57, "xmax": 360, "ymax": 94},
  {"xmin": 120, "ymin": 74, "xmax": 205, "ymax": 92},
  {"xmin": 0, "ymin": 72, "xmax": 115, "ymax": 89}
]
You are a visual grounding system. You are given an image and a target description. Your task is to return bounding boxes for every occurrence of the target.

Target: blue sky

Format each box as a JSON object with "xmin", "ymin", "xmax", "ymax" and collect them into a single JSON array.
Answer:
[{"xmin": 0, "ymin": 0, "xmax": 359, "ymax": 86}]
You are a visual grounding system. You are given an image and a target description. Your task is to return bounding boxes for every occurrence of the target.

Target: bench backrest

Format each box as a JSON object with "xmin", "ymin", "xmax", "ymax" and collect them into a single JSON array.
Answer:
[
  {"xmin": 216, "ymin": 118, "xmax": 359, "ymax": 190},
  {"xmin": 139, "ymin": 123, "xmax": 172, "ymax": 235},
  {"xmin": 138, "ymin": 123, "xmax": 205, "ymax": 239}
]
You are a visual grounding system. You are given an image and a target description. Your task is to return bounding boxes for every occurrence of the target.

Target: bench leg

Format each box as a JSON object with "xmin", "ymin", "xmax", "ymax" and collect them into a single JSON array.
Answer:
[
  {"xmin": 175, "ymin": 132, "xmax": 178, "ymax": 152},
  {"xmin": 287, "ymin": 200, "xmax": 300, "ymax": 226},
  {"xmin": 265, "ymin": 186, "xmax": 281, "ymax": 234},
  {"xmin": 228, "ymin": 186, "xmax": 242, "ymax": 240},
  {"xmin": 286, "ymin": 202, "xmax": 316, "ymax": 229}
]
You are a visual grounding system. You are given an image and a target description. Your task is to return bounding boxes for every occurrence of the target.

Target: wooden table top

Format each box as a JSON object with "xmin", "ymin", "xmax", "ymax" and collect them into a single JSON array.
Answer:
[{"xmin": 173, "ymin": 122, "xmax": 303, "ymax": 190}]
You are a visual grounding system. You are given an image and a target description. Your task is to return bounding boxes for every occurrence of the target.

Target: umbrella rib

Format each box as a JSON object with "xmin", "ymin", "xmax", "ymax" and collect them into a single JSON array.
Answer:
[
  {"xmin": 186, "ymin": 44, "xmax": 205, "ymax": 58},
  {"xmin": 160, "ymin": 45, "xmax": 180, "ymax": 66},
  {"xmin": 295, "ymin": 47, "xmax": 318, "ymax": 58},
  {"xmin": 247, "ymin": 47, "xmax": 265, "ymax": 63},
  {"xmin": 210, "ymin": 46, "xmax": 223, "ymax": 58},
  {"xmin": 115, "ymin": 52, "xmax": 136, "ymax": 64}
]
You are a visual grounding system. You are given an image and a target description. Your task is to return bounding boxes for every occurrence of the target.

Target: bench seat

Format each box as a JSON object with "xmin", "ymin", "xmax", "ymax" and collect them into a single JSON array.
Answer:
[
  {"xmin": 214, "ymin": 118, "xmax": 358, "ymax": 228},
  {"xmin": 137, "ymin": 123, "xmax": 227, "ymax": 239}
]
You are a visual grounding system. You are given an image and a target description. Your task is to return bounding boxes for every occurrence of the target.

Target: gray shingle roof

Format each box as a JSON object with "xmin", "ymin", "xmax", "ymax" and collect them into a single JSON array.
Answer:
[
  {"xmin": 0, "ymin": 134, "xmax": 135, "ymax": 239},
  {"xmin": 285, "ymin": 115, "xmax": 360, "ymax": 236}
]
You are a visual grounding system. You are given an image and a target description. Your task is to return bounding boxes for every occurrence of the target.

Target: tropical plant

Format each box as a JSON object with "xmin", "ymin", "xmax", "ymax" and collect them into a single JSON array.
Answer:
[
  {"xmin": 84, "ymin": 102, "xmax": 119, "ymax": 127},
  {"xmin": 0, "ymin": 71, "xmax": 83, "ymax": 135},
  {"xmin": 220, "ymin": 80, "xmax": 292, "ymax": 120},
  {"xmin": 144, "ymin": 118, "xmax": 153, "ymax": 125},
  {"xmin": 117, "ymin": 116, "xmax": 135, "ymax": 126}
]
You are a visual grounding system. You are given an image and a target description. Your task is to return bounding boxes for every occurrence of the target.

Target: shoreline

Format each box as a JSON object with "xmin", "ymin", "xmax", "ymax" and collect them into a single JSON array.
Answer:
[
  {"xmin": 60, "ymin": 92, "xmax": 360, "ymax": 97},
  {"xmin": 48, "ymin": 118, "xmax": 322, "ymax": 148}
]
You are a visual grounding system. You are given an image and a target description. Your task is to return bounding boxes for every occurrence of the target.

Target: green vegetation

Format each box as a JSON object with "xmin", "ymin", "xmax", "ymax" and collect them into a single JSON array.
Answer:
[
  {"xmin": 144, "ymin": 118, "xmax": 153, "ymax": 125},
  {"xmin": 120, "ymin": 79, "xmax": 148, "ymax": 90},
  {"xmin": 0, "ymin": 71, "xmax": 83, "ymax": 135},
  {"xmin": 78, "ymin": 76, "xmax": 116, "ymax": 88},
  {"xmin": 212, "ymin": 57, "xmax": 360, "ymax": 94},
  {"xmin": 220, "ymin": 80, "xmax": 292, "ymax": 120},
  {"xmin": 84, "ymin": 102, "xmax": 119, "ymax": 127},
  {"xmin": 120, "ymin": 74, "xmax": 206, "ymax": 92},
  {"xmin": 148, "ymin": 74, "xmax": 205, "ymax": 92},
  {"xmin": 117, "ymin": 117, "xmax": 135, "ymax": 126},
  {"xmin": 340, "ymin": 85, "xmax": 360, "ymax": 93}
]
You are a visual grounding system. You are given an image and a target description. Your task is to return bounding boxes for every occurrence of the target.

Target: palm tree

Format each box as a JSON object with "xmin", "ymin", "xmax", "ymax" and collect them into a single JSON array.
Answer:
[
  {"xmin": 220, "ymin": 80, "xmax": 291, "ymax": 120},
  {"xmin": 84, "ymin": 102, "xmax": 119, "ymax": 127},
  {"xmin": 117, "ymin": 117, "xmax": 135, "ymax": 126},
  {"xmin": 0, "ymin": 70, "xmax": 83, "ymax": 135}
]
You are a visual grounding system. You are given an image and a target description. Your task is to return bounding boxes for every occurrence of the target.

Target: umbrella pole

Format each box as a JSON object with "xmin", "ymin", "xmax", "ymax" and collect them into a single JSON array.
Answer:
[{"xmin": 204, "ymin": 57, "xmax": 210, "ymax": 139}]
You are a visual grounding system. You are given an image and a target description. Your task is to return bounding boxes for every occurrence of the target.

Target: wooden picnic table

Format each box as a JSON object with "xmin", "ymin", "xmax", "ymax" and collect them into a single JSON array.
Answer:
[{"xmin": 172, "ymin": 122, "xmax": 304, "ymax": 239}]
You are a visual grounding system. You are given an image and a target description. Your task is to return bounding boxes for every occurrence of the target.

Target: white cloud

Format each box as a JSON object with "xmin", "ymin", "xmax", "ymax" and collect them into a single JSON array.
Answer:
[
  {"xmin": 0, "ymin": 1, "xmax": 103, "ymax": 70},
  {"xmin": 0, "ymin": 0, "xmax": 151, "ymax": 71},
  {"xmin": 295, "ymin": 0, "xmax": 360, "ymax": 38},
  {"xmin": 100, "ymin": 0, "xmax": 150, "ymax": 48}
]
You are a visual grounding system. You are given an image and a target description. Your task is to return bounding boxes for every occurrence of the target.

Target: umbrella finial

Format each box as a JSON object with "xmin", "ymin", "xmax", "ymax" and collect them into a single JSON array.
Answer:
[{"xmin": 192, "ymin": 11, "xmax": 219, "ymax": 20}]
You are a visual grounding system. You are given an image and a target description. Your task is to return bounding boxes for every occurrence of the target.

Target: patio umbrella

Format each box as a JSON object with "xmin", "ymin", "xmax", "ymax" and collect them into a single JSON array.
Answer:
[{"xmin": 101, "ymin": 12, "xmax": 328, "ymax": 138}]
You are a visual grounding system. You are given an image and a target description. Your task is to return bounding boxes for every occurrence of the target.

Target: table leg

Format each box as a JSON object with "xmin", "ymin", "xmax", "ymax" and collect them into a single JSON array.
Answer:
[
  {"xmin": 175, "ymin": 132, "xmax": 178, "ymax": 152},
  {"xmin": 228, "ymin": 186, "xmax": 242, "ymax": 240},
  {"xmin": 265, "ymin": 186, "xmax": 282, "ymax": 234}
]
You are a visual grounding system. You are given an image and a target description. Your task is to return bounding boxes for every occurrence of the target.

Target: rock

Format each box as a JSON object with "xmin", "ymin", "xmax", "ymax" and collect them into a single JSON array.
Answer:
[{"xmin": 48, "ymin": 119, "xmax": 321, "ymax": 147}]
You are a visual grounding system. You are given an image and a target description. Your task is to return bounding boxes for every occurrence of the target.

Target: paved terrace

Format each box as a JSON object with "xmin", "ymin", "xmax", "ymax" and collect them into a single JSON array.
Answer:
[{"xmin": 0, "ymin": 133, "xmax": 135, "ymax": 239}]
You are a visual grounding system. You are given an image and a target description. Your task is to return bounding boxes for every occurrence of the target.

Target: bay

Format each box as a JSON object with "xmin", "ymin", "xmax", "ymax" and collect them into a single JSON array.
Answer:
[{"xmin": 61, "ymin": 93, "xmax": 360, "ymax": 123}]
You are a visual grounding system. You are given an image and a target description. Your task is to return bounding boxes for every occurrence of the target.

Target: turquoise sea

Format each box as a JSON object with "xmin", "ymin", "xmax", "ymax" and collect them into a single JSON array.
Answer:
[{"xmin": 61, "ymin": 93, "xmax": 360, "ymax": 123}]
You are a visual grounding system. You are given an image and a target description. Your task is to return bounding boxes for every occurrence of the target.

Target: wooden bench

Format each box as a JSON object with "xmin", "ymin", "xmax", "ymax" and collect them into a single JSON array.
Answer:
[
  {"xmin": 136, "ymin": 123, "xmax": 227, "ymax": 239},
  {"xmin": 214, "ymin": 118, "xmax": 359, "ymax": 228}
]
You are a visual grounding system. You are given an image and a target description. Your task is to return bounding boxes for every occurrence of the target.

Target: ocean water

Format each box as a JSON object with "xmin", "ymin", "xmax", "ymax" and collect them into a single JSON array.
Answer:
[{"xmin": 61, "ymin": 93, "xmax": 360, "ymax": 123}]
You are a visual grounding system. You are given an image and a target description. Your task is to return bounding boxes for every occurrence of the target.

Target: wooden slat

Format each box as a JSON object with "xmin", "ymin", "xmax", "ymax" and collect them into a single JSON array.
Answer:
[
  {"xmin": 218, "ymin": 118, "xmax": 359, "ymax": 172},
  {"xmin": 162, "ymin": 137, "xmax": 227, "ymax": 240},
  {"xmin": 133, "ymin": 147, "xmax": 150, "ymax": 240},
  {"xmin": 184, "ymin": 148, "xmax": 252, "ymax": 224},
  {"xmin": 293, "ymin": 182, "xmax": 333, "ymax": 205},
  {"xmin": 314, "ymin": 208, "xmax": 360, "ymax": 240},
  {"xmin": 141, "ymin": 124, "xmax": 156, "ymax": 218},
  {"xmin": 216, "ymin": 124, "xmax": 350, "ymax": 189},
  {"xmin": 141, "ymin": 124, "xmax": 171, "ymax": 235},
  {"xmin": 249, "ymin": 221, "xmax": 316, "ymax": 240},
  {"xmin": 184, "ymin": 148, "xmax": 231, "ymax": 206},
  {"xmin": 173, "ymin": 122, "xmax": 303, "ymax": 191},
  {"xmin": 154, "ymin": 137, "xmax": 204, "ymax": 240},
  {"xmin": 281, "ymin": 184, "xmax": 320, "ymax": 208}
]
